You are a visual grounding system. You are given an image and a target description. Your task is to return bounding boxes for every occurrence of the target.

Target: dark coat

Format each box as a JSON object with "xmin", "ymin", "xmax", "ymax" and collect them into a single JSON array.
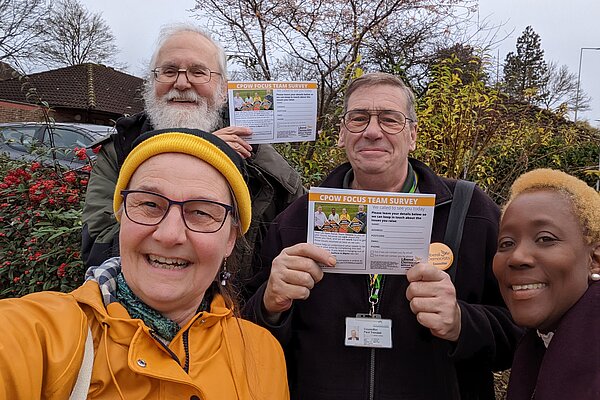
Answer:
[
  {"xmin": 244, "ymin": 159, "xmax": 522, "ymax": 400},
  {"xmin": 507, "ymin": 282, "xmax": 600, "ymax": 400}
]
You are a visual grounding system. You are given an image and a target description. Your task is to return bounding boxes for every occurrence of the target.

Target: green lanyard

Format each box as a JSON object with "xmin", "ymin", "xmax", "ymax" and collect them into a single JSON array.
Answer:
[
  {"xmin": 368, "ymin": 274, "xmax": 382, "ymax": 315},
  {"xmin": 368, "ymin": 171, "xmax": 418, "ymax": 314}
]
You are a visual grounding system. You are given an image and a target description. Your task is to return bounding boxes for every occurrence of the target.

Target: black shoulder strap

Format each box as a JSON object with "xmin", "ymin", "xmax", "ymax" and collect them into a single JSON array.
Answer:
[
  {"xmin": 114, "ymin": 112, "xmax": 153, "ymax": 168},
  {"xmin": 443, "ymin": 180, "xmax": 476, "ymax": 281}
]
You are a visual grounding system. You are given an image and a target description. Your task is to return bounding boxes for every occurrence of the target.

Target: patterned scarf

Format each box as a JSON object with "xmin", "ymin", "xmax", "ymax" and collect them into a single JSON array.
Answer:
[
  {"xmin": 86, "ymin": 257, "xmax": 209, "ymax": 343},
  {"xmin": 115, "ymin": 273, "xmax": 180, "ymax": 341}
]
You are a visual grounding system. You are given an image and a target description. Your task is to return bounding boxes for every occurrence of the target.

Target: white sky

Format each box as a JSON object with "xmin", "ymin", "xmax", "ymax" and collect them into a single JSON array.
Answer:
[{"xmin": 81, "ymin": 0, "xmax": 600, "ymax": 127}]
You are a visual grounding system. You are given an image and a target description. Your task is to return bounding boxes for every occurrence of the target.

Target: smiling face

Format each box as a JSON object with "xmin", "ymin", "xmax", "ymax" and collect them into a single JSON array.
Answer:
[
  {"xmin": 153, "ymin": 31, "xmax": 224, "ymax": 104},
  {"xmin": 144, "ymin": 31, "xmax": 226, "ymax": 131},
  {"xmin": 493, "ymin": 189, "xmax": 598, "ymax": 332},
  {"xmin": 338, "ymin": 84, "xmax": 417, "ymax": 190},
  {"xmin": 119, "ymin": 153, "xmax": 236, "ymax": 324}
]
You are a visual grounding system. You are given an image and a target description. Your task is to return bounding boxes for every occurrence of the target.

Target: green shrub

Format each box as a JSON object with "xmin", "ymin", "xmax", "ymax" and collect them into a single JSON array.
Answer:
[
  {"xmin": 275, "ymin": 127, "xmax": 347, "ymax": 187},
  {"xmin": 0, "ymin": 154, "xmax": 90, "ymax": 298}
]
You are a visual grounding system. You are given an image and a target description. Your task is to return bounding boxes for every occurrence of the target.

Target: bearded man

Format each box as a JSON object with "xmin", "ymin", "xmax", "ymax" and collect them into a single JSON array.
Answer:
[{"xmin": 82, "ymin": 24, "xmax": 305, "ymax": 285}]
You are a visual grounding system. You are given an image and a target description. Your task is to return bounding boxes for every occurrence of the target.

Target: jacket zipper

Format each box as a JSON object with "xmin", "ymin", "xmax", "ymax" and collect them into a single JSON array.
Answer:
[
  {"xmin": 150, "ymin": 330, "xmax": 181, "ymax": 365},
  {"xmin": 149, "ymin": 312, "xmax": 202, "ymax": 374},
  {"xmin": 367, "ymin": 196, "xmax": 448, "ymax": 398},
  {"xmin": 369, "ymin": 347, "xmax": 376, "ymax": 400},
  {"xmin": 368, "ymin": 275, "xmax": 385, "ymax": 400},
  {"xmin": 182, "ymin": 330, "xmax": 190, "ymax": 373}
]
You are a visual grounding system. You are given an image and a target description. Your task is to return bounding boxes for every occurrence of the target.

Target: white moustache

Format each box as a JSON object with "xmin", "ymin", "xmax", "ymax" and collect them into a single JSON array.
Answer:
[{"xmin": 166, "ymin": 90, "xmax": 200, "ymax": 103}]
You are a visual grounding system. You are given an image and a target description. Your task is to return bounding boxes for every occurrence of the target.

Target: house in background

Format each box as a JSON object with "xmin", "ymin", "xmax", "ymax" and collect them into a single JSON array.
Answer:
[{"xmin": 0, "ymin": 63, "xmax": 144, "ymax": 126}]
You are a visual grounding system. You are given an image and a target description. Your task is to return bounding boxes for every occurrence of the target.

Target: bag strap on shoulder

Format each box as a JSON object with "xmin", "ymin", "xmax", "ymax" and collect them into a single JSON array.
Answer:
[
  {"xmin": 69, "ymin": 325, "xmax": 94, "ymax": 400},
  {"xmin": 443, "ymin": 180, "xmax": 476, "ymax": 281}
]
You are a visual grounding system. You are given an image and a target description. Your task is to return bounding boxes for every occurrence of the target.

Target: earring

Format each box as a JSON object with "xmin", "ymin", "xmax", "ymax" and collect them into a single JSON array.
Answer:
[
  {"xmin": 591, "ymin": 273, "xmax": 600, "ymax": 282},
  {"xmin": 220, "ymin": 258, "xmax": 231, "ymax": 286}
]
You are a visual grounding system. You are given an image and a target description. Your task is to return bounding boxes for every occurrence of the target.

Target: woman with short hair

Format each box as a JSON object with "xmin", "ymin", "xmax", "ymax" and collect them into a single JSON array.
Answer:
[{"xmin": 493, "ymin": 168, "xmax": 600, "ymax": 399}]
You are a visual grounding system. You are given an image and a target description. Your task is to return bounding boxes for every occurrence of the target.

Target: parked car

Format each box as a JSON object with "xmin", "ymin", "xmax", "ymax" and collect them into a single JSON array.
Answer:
[{"xmin": 0, "ymin": 122, "xmax": 114, "ymax": 170}]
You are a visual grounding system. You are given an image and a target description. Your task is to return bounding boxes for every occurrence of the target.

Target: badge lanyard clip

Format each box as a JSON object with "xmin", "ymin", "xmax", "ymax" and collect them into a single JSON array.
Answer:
[{"xmin": 368, "ymin": 274, "xmax": 382, "ymax": 317}]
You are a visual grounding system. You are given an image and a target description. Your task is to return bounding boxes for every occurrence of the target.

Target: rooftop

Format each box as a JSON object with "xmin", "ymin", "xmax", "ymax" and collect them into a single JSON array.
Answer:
[{"xmin": 0, "ymin": 63, "xmax": 144, "ymax": 115}]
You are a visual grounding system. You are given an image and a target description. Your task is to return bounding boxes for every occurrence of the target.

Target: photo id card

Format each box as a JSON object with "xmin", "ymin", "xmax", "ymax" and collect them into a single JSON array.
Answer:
[{"xmin": 345, "ymin": 316, "xmax": 392, "ymax": 348}]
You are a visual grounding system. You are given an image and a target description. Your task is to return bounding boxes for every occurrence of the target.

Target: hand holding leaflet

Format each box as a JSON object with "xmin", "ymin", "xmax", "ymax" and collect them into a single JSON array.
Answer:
[
  {"xmin": 263, "ymin": 243, "xmax": 335, "ymax": 318},
  {"xmin": 212, "ymin": 126, "xmax": 253, "ymax": 158}
]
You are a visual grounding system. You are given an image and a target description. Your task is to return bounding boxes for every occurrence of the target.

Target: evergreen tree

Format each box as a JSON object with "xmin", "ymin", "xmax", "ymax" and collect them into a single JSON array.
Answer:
[{"xmin": 502, "ymin": 26, "xmax": 548, "ymax": 102}]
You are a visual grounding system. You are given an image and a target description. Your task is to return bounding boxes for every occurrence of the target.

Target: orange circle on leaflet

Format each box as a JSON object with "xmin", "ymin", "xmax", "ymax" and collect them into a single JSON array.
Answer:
[{"xmin": 429, "ymin": 242, "xmax": 453, "ymax": 270}]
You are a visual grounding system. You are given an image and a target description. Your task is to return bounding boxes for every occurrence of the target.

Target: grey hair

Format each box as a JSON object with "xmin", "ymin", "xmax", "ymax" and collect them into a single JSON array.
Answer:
[
  {"xmin": 147, "ymin": 23, "xmax": 228, "ymax": 80},
  {"xmin": 343, "ymin": 72, "xmax": 418, "ymax": 123}
]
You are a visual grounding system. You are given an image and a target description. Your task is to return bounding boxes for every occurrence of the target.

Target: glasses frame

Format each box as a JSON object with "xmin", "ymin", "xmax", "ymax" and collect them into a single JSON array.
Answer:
[
  {"xmin": 341, "ymin": 109, "xmax": 415, "ymax": 135},
  {"xmin": 151, "ymin": 66, "xmax": 222, "ymax": 85},
  {"xmin": 121, "ymin": 190, "xmax": 233, "ymax": 233}
]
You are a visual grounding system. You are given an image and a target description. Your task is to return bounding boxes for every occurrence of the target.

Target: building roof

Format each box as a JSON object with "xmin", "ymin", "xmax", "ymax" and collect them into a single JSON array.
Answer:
[{"xmin": 0, "ymin": 63, "xmax": 144, "ymax": 115}]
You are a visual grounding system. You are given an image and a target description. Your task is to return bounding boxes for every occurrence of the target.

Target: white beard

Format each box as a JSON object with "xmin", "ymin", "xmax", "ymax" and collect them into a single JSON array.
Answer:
[{"xmin": 143, "ymin": 86, "xmax": 222, "ymax": 132}]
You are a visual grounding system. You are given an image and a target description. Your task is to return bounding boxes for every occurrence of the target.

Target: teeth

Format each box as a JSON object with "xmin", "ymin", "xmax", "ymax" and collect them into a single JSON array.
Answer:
[
  {"xmin": 170, "ymin": 98, "xmax": 195, "ymax": 103},
  {"xmin": 512, "ymin": 283, "xmax": 547, "ymax": 291},
  {"xmin": 148, "ymin": 255, "xmax": 189, "ymax": 270}
]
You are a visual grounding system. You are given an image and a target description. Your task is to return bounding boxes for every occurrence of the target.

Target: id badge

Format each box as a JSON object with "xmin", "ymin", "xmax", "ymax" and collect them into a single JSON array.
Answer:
[{"xmin": 345, "ymin": 314, "xmax": 392, "ymax": 348}]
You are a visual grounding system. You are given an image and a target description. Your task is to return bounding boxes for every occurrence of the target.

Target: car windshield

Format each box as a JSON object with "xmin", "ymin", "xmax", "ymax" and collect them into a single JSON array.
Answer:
[{"xmin": 0, "ymin": 126, "xmax": 36, "ymax": 152}]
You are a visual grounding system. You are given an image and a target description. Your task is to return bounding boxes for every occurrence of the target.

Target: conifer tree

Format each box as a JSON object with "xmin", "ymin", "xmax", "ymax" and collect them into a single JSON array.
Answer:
[{"xmin": 503, "ymin": 26, "xmax": 548, "ymax": 102}]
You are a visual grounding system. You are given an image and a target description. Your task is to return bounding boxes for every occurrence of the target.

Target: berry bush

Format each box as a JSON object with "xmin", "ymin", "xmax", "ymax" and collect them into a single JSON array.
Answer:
[{"xmin": 0, "ymin": 148, "xmax": 93, "ymax": 298}]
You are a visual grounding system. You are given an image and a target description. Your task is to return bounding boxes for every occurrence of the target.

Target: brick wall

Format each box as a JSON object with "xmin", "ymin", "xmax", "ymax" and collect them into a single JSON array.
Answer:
[{"xmin": 0, "ymin": 100, "xmax": 53, "ymax": 123}]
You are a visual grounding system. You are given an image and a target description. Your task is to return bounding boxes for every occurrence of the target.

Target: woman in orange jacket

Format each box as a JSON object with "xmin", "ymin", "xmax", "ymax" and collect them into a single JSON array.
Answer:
[{"xmin": 0, "ymin": 129, "xmax": 289, "ymax": 400}]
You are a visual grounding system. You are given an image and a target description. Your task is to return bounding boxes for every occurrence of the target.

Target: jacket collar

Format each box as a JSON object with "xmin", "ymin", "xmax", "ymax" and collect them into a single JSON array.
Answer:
[{"xmin": 71, "ymin": 272, "xmax": 233, "ymax": 334}]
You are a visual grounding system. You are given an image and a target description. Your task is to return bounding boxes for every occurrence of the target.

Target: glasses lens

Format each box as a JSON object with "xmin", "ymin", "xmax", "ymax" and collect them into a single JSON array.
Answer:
[
  {"xmin": 154, "ymin": 66, "xmax": 212, "ymax": 84},
  {"xmin": 124, "ymin": 191, "xmax": 168, "ymax": 225},
  {"xmin": 378, "ymin": 111, "xmax": 406, "ymax": 134},
  {"xmin": 185, "ymin": 66, "xmax": 211, "ymax": 84},
  {"xmin": 343, "ymin": 110, "xmax": 408, "ymax": 134},
  {"xmin": 183, "ymin": 200, "xmax": 228, "ymax": 232},
  {"xmin": 154, "ymin": 67, "xmax": 178, "ymax": 83},
  {"xmin": 344, "ymin": 111, "xmax": 371, "ymax": 133}
]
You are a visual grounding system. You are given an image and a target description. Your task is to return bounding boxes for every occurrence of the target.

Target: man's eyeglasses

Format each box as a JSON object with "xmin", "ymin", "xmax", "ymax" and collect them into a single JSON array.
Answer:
[
  {"xmin": 341, "ymin": 110, "xmax": 415, "ymax": 135},
  {"xmin": 151, "ymin": 66, "xmax": 222, "ymax": 84},
  {"xmin": 121, "ymin": 190, "xmax": 233, "ymax": 233}
]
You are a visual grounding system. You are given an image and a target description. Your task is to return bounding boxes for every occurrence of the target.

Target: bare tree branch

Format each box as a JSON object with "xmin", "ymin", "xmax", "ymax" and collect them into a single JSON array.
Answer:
[
  {"xmin": 538, "ymin": 61, "xmax": 591, "ymax": 114},
  {"xmin": 0, "ymin": 0, "xmax": 51, "ymax": 65},
  {"xmin": 193, "ymin": 0, "xmax": 476, "ymax": 130},
  {"xmin": 33, "ymin": 0, "xmax": 122, "ymax": 68}
]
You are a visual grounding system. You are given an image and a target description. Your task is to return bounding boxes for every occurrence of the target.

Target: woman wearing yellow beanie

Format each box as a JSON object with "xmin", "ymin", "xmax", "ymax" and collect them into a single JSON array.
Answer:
[{"xmin": 0, "ymin": 129, "xmax": 289, "ymax": 399}]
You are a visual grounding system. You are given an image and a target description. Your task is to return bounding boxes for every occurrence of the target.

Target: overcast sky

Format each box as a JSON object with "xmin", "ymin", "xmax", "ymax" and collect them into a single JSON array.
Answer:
[{"xmin": 81, "ymin": 0, "xmax": 600, "ymax": 126}]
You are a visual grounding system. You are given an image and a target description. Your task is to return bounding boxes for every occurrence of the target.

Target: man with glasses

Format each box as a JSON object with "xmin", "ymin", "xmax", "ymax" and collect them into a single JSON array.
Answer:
[
  {"xmin": 82, "ymin": 24, "xmax": 305, "ymax": 285},
  {"xmin": 245, "ymin": 73, "xmax": 521, "ymax": 399}
]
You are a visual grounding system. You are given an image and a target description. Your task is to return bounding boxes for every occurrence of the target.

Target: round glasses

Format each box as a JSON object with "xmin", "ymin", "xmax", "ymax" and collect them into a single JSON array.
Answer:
[
  {"xmin": 342, "ymin": 109, "xmax": 415, "ymax": 135},
  {"xmin": 121, "ymin": 190, "xmax": 233, "ymax": 233},
  {"xmin": 151, "ymin": 66, "xmax": 222, "ymax": 85}
]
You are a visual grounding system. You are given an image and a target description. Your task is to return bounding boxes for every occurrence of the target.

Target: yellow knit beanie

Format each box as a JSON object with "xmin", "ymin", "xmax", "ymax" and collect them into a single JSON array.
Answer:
[{"xmin": 113, "ymin": 128, "xmax": 251, "ymax": 234}]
